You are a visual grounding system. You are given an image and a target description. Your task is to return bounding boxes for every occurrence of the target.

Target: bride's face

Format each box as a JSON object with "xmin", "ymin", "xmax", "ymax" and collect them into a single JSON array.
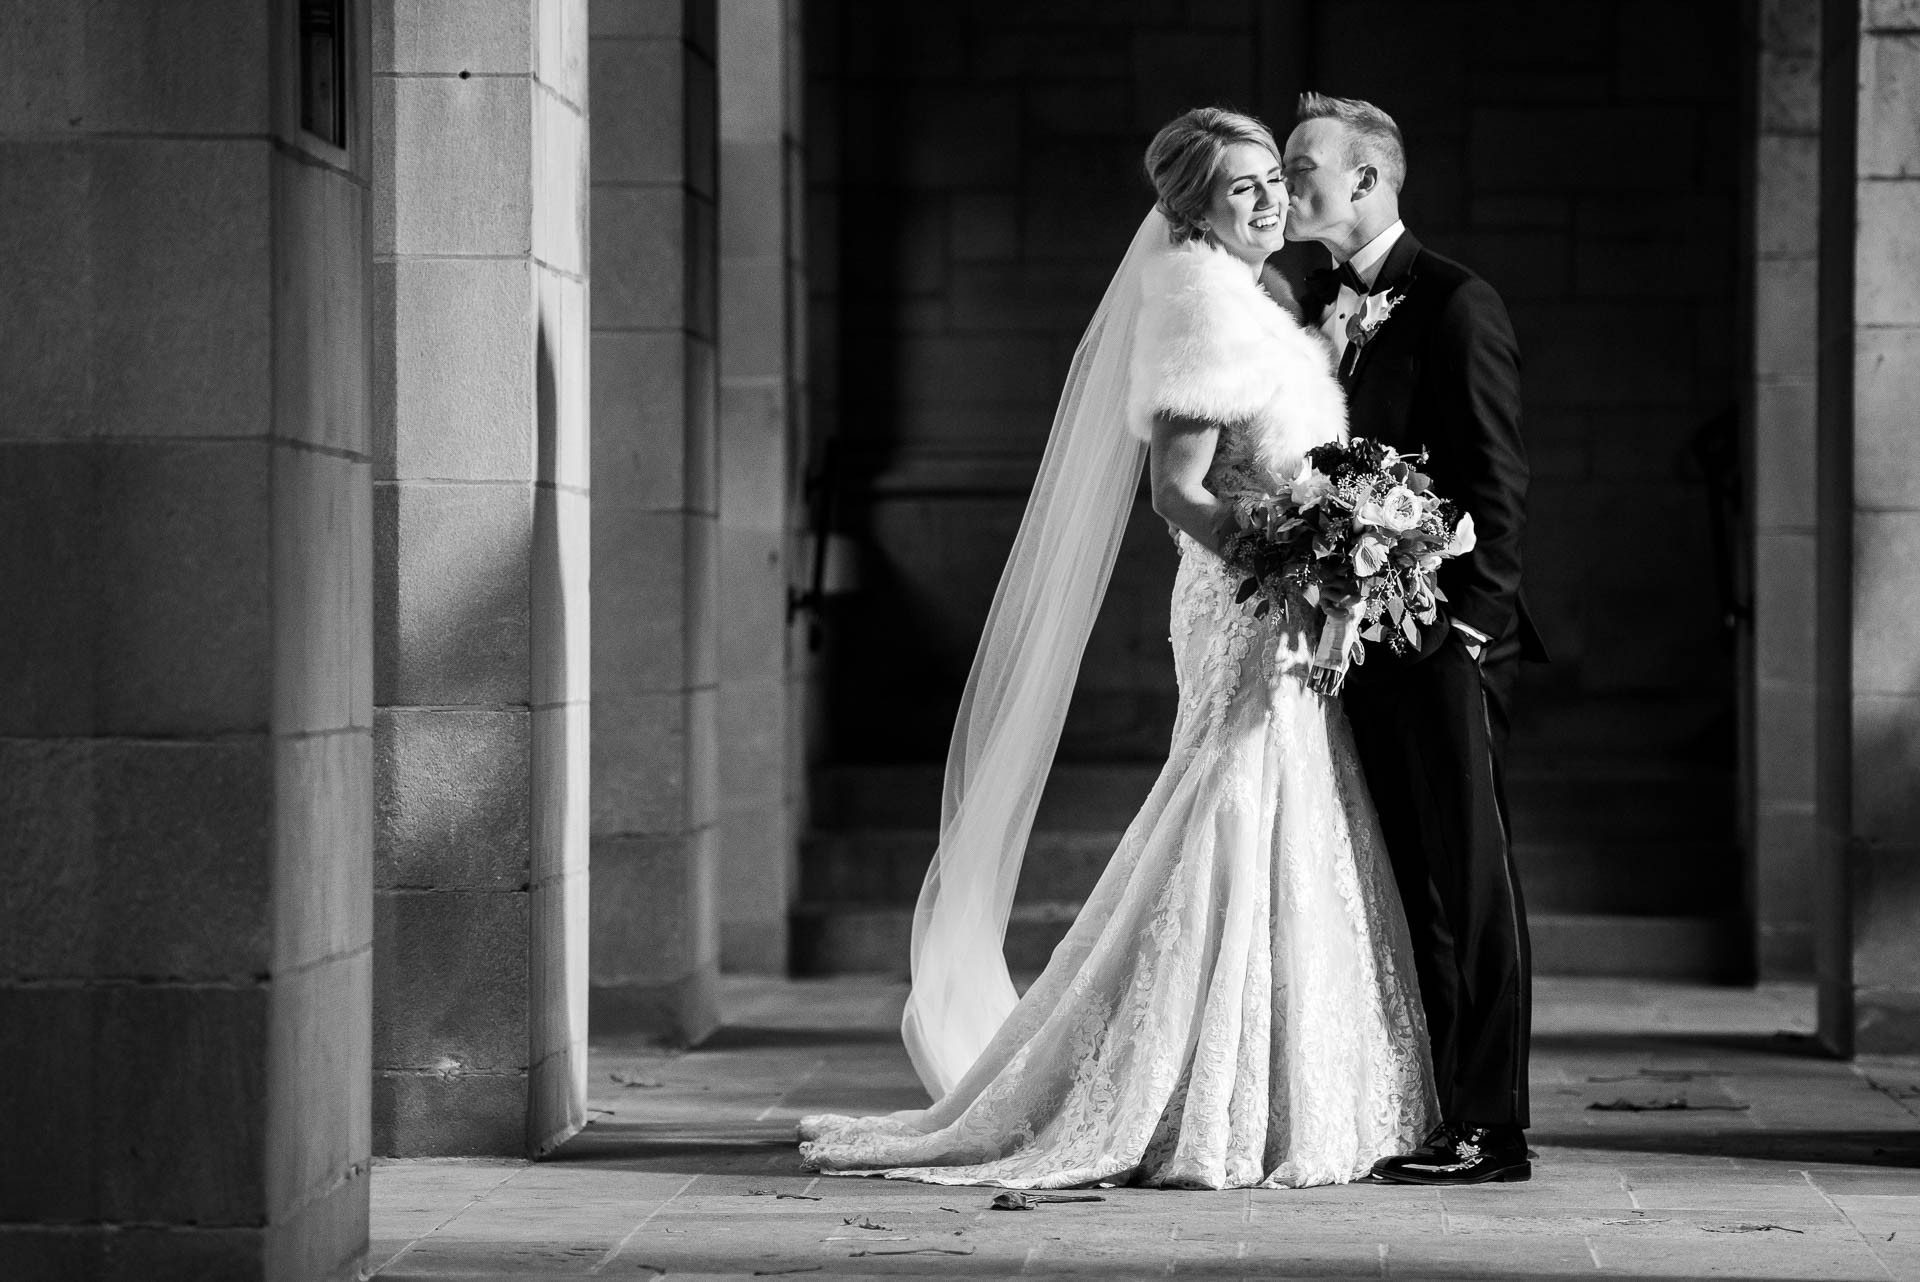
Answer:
[{"xmin": 1199, "ymin": 141, "xmax": 1286, "ymax": 267}]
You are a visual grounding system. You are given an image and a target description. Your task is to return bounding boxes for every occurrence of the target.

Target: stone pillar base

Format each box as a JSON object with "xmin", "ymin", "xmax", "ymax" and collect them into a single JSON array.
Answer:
[
  {"xmin": 589, "ymin": 972, "xmax": 721, "ymax": 1047},
  {"xmin": 721, "ymin": 919, "xmax": 791, "ymax": 975}
]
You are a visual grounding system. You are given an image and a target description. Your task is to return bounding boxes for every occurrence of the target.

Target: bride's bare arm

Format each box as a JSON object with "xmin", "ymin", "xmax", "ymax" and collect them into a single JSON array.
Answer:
[{"xmin": 1149, "ymin": 413, "xmax": 1239, "ymax": 555}]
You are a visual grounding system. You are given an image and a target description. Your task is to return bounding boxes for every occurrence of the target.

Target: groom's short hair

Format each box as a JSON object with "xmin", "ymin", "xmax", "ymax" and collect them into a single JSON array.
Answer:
[{"xmin": 1296, "ymin": 92, "xmax": 1406, "ymax": 194}]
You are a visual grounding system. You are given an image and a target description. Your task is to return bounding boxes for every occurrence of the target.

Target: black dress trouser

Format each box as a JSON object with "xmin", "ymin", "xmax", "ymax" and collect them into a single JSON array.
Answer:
[{"xmin": 1343, "ymin": 628, "xmax": 1532, "ymax": 1131}]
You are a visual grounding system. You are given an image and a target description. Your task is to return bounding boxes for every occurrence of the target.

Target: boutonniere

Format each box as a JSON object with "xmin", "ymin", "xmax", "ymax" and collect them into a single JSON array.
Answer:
[{"xmin": 1348, "ymin": 284, "xmax": 1409, "ymax": 352}]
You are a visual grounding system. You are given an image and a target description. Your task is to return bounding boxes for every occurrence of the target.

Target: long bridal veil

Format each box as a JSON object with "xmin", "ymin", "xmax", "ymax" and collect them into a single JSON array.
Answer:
[{"xmin": 901, "ymin": 209, "xmax": 1168, "ymax": 1097}]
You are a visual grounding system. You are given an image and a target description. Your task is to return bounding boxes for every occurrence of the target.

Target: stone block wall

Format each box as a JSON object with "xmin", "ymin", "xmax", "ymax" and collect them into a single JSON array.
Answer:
[
  {"xmin": 1750, "ymin": 0, "xmax": 1823, "ymax": 978},
  {"xmin": 800, "ymin": 0, "xmax": 844, "ymax": 839},
  {"xmin": 371, "ymin": 0, "xmax": 589, "ymax": 1156},
  {"xmin": 1836, "ymin": 0, "xmax": 1920, "ymax": 1052},
  {"xmin": 717, "ymin": 0, "xmax": 806, "ymax": 973},
  {"xmin": 0, "ymin": 3, "xmax": 373, "ymax": 1276},
  {"xmin": 591, "ymin": 0, "xmax": 725, "ymax": 1038}
]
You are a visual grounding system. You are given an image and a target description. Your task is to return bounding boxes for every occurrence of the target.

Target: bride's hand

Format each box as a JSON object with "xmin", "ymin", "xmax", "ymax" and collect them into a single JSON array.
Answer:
[{"xmin": 1308, "ymin": 664, "xmax": 1346, "ymax": 696}]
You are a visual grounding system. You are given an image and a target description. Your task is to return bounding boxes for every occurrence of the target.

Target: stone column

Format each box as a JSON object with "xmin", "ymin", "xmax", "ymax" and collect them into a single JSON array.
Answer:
[
  {"xmin": 590, "ymin": 0, "xmax": 723, "ymax": 1038},
  {"xmin": 0, "ymin": 3, "xmax": 372, "ymax": 1277},
  {"xmin": 1749, "ymin": 0, "xmax": 1823, "ymax": 978},
  {"xmin": 1828, "ymin": 0, "xmax": 1920, "ymax": 1052},
  {"xmin": 717, "ymin": 0, "xmax": 804, "ymax": 973},
  {"xmin": 371, "ymin": 0, "xmax": 590, "ymax": 1155}
]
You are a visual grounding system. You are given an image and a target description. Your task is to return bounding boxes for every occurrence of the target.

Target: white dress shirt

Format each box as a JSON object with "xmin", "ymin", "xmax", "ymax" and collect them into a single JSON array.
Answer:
[{"xmin": 1319, "ymin": 219, "xmax": 1406, "ymax": 362}]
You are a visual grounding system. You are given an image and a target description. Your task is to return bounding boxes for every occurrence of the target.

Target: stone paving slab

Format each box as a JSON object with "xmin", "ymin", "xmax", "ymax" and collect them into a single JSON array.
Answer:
[{"xmin": 370, "ymin": 978, "xmax": 1920, "ymax": 1280}]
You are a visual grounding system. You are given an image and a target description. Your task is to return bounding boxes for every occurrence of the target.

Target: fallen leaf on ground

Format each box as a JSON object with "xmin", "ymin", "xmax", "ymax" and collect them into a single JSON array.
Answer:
[
  {"xmin": 842, "ymin": 1215, "xmax": 891, "ymax": 1230},
  {"xmin": 752, "ymin": 1268, "xmax": 823, "ymax": 1277},
  {"xmin": 1701, "ymin": 1222, "xmax": 1803, "ymax": 1234},
  {"xmin": 1588, "ymin": 1098, "xmax": 1751, "ymax": 1112},
  {"xmin": 608, "ymin": 1071, "xmax": 664, "ymax": 1088},
  {"xmin": 989, "ymin": 1190, "xmax": 1107, "ymax": 1211},
  {"xmin": 776, "ymin": 1193, "xmax": 822, "ymax": 1201},
  {"xmin": 824, "ymin": 1234, "xmax": 909, "ymax": 1242},
  {"xmin": 850, "ymin": 1246, "xmax": 976, "ymax": 1257}
]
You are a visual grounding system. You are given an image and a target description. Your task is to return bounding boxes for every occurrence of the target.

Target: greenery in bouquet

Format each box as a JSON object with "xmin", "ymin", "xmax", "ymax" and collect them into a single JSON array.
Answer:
[{"xmin": 1221, "ymin": 437, "xmax": 1477, "ymax": 661}]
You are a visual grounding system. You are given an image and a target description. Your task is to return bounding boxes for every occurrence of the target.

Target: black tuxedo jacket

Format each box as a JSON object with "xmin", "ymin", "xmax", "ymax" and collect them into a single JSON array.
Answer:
[{"xmin": 1319, "ymin": 231, "xmax": 1547, "ymax": 664}]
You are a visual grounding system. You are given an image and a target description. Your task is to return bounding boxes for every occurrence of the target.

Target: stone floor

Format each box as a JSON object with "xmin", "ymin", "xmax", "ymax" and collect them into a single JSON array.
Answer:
[{"xmin": 369, "ymin": 977, "xmax": 1920, "ymax": 1280}]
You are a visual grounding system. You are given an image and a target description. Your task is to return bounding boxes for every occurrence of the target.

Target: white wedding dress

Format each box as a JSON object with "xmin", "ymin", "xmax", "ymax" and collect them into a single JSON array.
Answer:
[{"xmin": 798, "ymin": 232, "xmax": 1436, "ymax": 1190}]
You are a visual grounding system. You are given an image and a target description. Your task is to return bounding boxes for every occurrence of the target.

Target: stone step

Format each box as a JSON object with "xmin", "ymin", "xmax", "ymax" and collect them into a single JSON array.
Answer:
[
  {"xmin": 812, "ymin": 759, "xmax": 1734, "ymax": 845},
  {"xmin": 801, "ymin": 828, "xmax": 1739, "ymax": 916},
  {"xmin": 812, "ymin": 762, "xmax": 1160, "ymax": 832},
  {"xmin": 1519, "ymin": 842, "xmax": 1740, "ymax": 915},
  {"xmin": 1529, "ymin": 913, "xmax": 1749, "ymax": 982},
  {"xmin": 800, "ymin": 828, "xmax": 1121, "ymax": 904},
  {"xmin": 787, "ymin": 901, "xmax": 1077, "ymax": 978},
  {"xmin": 1508, "ymin": 689, "xmax": 1733, "ymax": 763},
  {"xmin": 1505, "ymin": 768, "xmax": 1733, "ymax": 842},
  {"xmin": 788, "ymin": 903, "xmax": 1748, "ymax": 982}
]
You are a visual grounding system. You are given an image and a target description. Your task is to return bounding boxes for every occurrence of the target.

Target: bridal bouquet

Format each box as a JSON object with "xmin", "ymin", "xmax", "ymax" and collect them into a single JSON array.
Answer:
[{"xmin": 1221, "ymin": 437, "xmax": 1476, "ymax": 679}]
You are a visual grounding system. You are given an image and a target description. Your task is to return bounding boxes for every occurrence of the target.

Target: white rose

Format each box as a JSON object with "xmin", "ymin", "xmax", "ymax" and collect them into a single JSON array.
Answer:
[{"xmin": 1377, "ymin": 485, "xmax": 1423, "ymax": 534}]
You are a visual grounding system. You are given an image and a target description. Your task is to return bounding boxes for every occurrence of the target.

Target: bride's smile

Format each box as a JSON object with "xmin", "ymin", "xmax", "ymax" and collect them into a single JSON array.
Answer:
[{"xmin": 1197, "ymin": 139, "xmax": 1289, "ymax": 268}]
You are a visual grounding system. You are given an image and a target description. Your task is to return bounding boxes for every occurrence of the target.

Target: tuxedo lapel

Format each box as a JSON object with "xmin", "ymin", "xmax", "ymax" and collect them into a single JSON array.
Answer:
[
  {"xmin": 1342, "ymin": 230, "xmax": 1424, "ymax": 391},
  {"xmin": 1370, "ymin": 229, "xmax": 1422, "ymax": 298}
]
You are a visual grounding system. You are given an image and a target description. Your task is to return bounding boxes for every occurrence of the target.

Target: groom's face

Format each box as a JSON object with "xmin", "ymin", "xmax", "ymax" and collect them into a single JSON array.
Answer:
[{"xmin": 1281, "ymin": 119, "xmax": 1359, "ymax": 245}]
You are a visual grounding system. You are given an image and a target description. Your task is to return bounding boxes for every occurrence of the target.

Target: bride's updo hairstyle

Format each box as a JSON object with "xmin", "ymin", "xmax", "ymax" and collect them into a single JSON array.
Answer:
[{"xmin": 1143, "ymin": 107, "xmax": 1281, "ymax": 244}]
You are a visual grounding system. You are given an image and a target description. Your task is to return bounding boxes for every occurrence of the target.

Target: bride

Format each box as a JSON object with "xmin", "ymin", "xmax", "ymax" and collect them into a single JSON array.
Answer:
[{"xmin": 798, "ymin": 108, "xmax": 1436, "ymax": 1189}]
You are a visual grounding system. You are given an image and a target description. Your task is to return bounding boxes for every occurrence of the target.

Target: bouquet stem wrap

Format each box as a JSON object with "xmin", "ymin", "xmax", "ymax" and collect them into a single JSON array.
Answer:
[{"xmin": 1314, "ymin": 605, "xmax": 1361, "ymax": 674}]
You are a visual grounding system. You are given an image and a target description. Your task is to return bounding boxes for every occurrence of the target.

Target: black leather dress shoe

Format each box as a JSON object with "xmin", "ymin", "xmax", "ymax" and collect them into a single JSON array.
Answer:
[{"xmin": 1371, "ymin": 1123, "xmax": 1531, "ymax": 1185}]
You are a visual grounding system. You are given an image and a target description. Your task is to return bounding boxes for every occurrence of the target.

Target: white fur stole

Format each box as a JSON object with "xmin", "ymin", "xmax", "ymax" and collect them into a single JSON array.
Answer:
[{"xmin": 1127, "ymin": 240, "xmax": 1347, "ymax": 482}]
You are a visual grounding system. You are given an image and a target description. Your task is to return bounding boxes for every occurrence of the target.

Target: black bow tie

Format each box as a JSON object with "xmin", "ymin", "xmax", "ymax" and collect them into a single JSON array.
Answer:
[{"xmin": 1301, "ymin": 261, "xmax": 1370, "ymax": 315}]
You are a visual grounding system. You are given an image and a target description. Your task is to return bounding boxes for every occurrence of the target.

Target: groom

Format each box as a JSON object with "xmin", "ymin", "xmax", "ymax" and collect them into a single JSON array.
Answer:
[{"xmin": 1279, "ymin": 92, "xmax": 1548, "ymax": 1184}]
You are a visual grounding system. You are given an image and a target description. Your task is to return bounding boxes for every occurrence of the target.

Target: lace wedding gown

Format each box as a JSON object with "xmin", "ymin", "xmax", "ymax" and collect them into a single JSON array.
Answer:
[{"xmin": 798, "ymin": 237, "xmax": 1437, "ymax": 1191}]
